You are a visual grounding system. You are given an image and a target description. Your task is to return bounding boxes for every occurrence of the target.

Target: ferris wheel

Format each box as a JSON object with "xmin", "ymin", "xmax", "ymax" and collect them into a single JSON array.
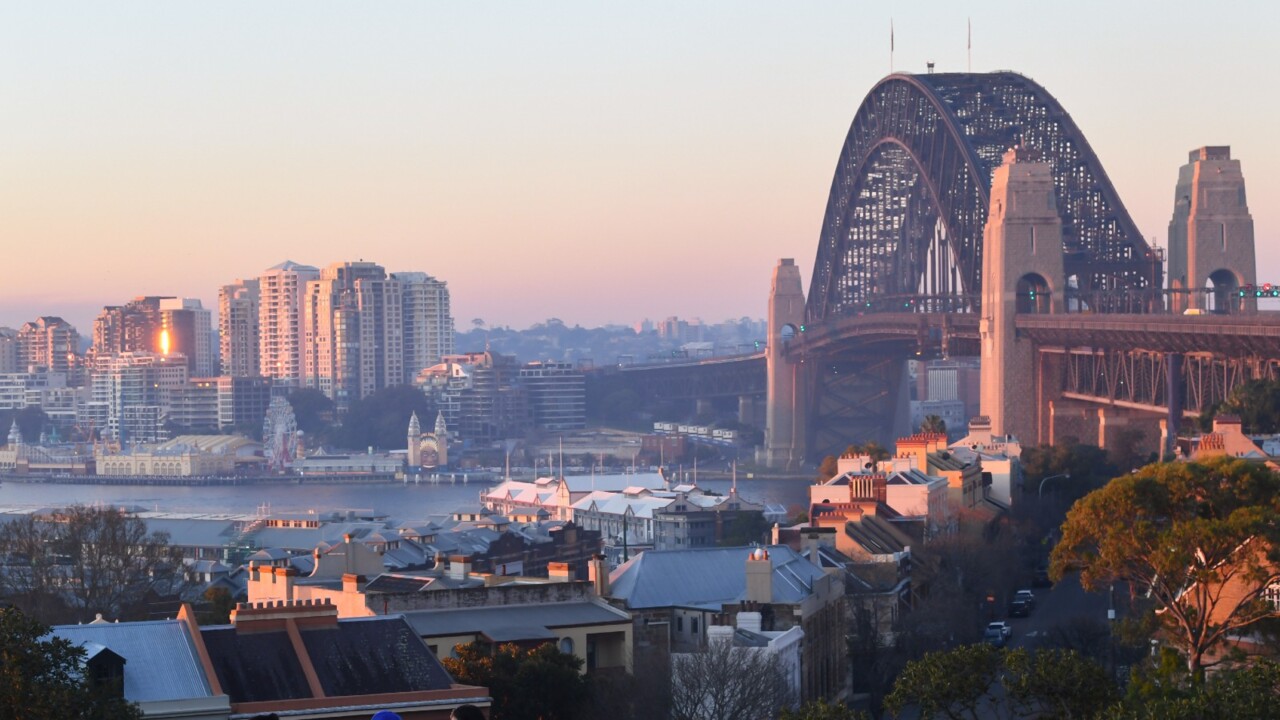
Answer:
[{"xmin": 263, "ymin": 396, "xmax": 299, "ymax": 472}]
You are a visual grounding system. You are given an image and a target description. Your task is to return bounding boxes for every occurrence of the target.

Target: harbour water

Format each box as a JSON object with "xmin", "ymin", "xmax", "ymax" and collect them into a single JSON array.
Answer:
[{"xmin": 0, "ymin": 476, "xmax": 812, "ymax": 518}]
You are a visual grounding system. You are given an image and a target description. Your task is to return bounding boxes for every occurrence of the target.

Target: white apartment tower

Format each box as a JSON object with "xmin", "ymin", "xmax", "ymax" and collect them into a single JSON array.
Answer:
[
  {"xmin": 219, "ymin": 279, "xmax": 260, "ymax": 378},
  {"xmin": 303, "ymin": 261, "xmax": 402, "ymax": 408},
  {"xmin": 258, "ymin": 261, "xmax": 319, "ymax": 385},
  {"xmin": 391, "ymin": 272, "xmax": 454, "ymax": 384}
]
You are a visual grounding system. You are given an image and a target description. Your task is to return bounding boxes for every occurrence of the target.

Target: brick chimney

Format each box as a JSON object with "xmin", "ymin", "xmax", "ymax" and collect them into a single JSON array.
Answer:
[
  {"xmin": 547, "ymin": 561, "xmax": 574, "ymax": 582},
  {"xmin": 448, "ymin": 555, "xmax": 472, "ymax": 581},
  {"xmin": 230, "ymin": 599, "xmax": 339, "ymax": 632},
  {"xmin": 736, "ymin": 610, "xmax": 763, "ymax": 633},
  {"xmin": 588, "ymin": 554, "xmax": 610, "ymax": 597},
  {"xmin": 744, "ymin": 547, "xmax": 772, "ymax": 603}
]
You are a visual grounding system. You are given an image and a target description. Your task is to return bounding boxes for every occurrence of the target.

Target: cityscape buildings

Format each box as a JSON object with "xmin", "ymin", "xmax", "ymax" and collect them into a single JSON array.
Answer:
[
  {"xmin": 218, "ymin": 278, "xmax": 259, "ymax": 378},
  {"xmin": 257, "ymin": 260, "xmax": 319, "ymax": 384}
]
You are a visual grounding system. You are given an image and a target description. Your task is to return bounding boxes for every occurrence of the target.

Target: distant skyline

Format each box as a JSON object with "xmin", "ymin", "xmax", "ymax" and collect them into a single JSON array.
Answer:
[{"xmin": 3, "ymin": 2, "xmax": 1278, "ymax": 335}]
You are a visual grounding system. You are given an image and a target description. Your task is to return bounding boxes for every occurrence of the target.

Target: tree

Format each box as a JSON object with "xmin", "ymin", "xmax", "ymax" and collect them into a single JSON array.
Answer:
[
  {"xmin": 1106, "ymin": 657, "xmax": 1280, "ymax": 720},
  {"xmin": 0, "ymin": 607, "xmax": 142, "ymax": 720},
  {"xmin": 1051, "ymin": 457, "xmax": 1280, "ymax": 675},
  {"xmin": 1199, "ymin": 378, "xmax": 1280, "ymax": 434},
  {"xmin": 779, "ymin": 700, "xmax": 868, "ymax": 720},
  {"xmin": 287, "ymin": 388, "xmax": 336, "ymax": 440},
  {"xmin": 884, "ymin": 645, "xmax": 1115, "ymax": 720},
  {"xmin": 669, "ymin": 638, "xmax": 793, "ymax": 720},
  {"xmin": 442, "ymin": 642, "xmax": 588, "ymax": 720},
  {"xmin": 0, "ymin": 506, "xmax": 185, "ymax": 624},
  {"xmin": 336, "ymin": 385, "xmax": 434, "ymax": 450},
  {"xmin": 885, "ymin": 642, "xmax": 1003, "ymax": 720},
  {"xmin": 920, "ymin": 415, "xmax": 948, "ymax": 435}
]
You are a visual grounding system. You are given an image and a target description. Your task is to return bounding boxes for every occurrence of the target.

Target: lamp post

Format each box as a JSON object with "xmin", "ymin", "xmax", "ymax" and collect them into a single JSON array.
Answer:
[{"xmin": 1038, "ymin": 473, "xmax": 1070, "ymax": 499}]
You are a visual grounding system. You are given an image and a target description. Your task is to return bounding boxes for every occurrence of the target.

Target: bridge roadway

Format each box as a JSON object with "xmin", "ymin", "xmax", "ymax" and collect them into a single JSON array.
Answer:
[{"xmin": 602, "ymin": 311, "xmax": 1280, "ymax": 421}]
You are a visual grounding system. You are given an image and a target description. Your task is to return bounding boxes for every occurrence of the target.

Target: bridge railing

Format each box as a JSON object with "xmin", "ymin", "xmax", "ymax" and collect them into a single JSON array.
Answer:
[
  {"xmin": 835, "ymin": 294, "xmax": 981, "ymax": 316},
  {"xmin": 1063, "ymin": 288, "xmax": 1261, "ymax": 315}
]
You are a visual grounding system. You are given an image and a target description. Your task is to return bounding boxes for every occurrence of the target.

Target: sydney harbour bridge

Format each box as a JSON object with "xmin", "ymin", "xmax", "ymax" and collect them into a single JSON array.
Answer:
[{"xmin": 595, "ymin": 71, "xmax": 1278, "ymax": 466}]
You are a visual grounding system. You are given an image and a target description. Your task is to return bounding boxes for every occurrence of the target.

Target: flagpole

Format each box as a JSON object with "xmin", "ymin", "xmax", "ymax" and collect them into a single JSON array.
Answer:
[
  {"xmin": 967, "ymin": 18, "xmax": 972, "ymax": 73},
  {"xmin": 890, "ymin": 18, "xmax": 895, "ymax": 73}
]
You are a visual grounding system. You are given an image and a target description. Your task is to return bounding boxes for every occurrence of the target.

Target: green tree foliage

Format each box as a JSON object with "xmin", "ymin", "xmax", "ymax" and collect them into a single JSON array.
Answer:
[
  {"xmin": 0, "ymin": 607, "xmax": 142, "ymax": 720},
  {"xmin": 1105, "ymin": 657, "xmax": 1280, "ymax": 720},
  {"xmin": 335, "ymin": 384, "xmax": 434, "ymax": 450},
  {"xmin": 1051, "ymin": 457, "xmax": 1280, "ymax": 675},
  {"xmin": 0, "ymin": 506, "xmax": 184, "ymax": 624},
  {"xmin": 287, "ymin": 388, "xmax": 336, "ymax": 441},
  {"xmin": 779, "ymin": 699, "xmax": 868, "ymax": 720},
  {"xmin": 442, "ymin": 642, "xmax": 588, "ymax": 720},
  {"xmin": 885, "ymin": 644, "xmax": 1115, "ymax": 720},
  {"xmin": 200, "ymin": 586, "xmax": 235, "ymax": 625},
  {"xmin": 1199, "ymin": 378, "xmax": 1280, "ymax": 434},
  {"xmin": 885, "ymin": 642, "xmax": 1004, "ymax": 720},
  {"xmin": 920, "ymin": 414, "xmax": 948, "ymax": 435},
  {"xmin": 0, "ymin": 405, "xmax": 50, "ymax": 443},
  {"xmin": 717, "ymin": 511, "xmax": 771, "ymax": 547}
]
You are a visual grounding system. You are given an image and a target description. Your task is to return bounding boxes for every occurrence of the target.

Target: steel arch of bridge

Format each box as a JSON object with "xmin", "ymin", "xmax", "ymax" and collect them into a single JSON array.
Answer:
[{"xmin": 808, "ymin": 72, "xmax": 1161, "ymax": 322}]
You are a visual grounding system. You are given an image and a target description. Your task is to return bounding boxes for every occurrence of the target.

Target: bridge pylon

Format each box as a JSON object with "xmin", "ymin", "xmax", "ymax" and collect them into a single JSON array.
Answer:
[
  {"xmin": 763, "ymin": 258, "xmax": 808, "ymax": 469},
  {"xmin": 1168, "ymin": 146, "xmax": 1256, "ymax": 314},
  {"xmin": 980, "ymin": 147, "xmax": 1065, "ymax": 444}
]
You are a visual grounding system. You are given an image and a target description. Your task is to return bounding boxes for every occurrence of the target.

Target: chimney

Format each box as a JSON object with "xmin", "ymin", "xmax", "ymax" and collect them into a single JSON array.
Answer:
[
  {"xmin": 230, "ymin": 599, "xmax": 339, "ymax": 632},
  {"xmin": 548, "ymin": 561, "xmax": 574, "ymax": 582},
  {"xmin": 804, "ymin": 531, "xmax": 822, "ymax": 569},
  {"xmin": 449, "ymin": 555, "xmax": 472, "ymax": 581},
  {"xmin": 342, "ymin": 573, "xmax": 364, "ymax": 594},
  {"xmin": 771, "ymin": 522, "xmax": 781, "ymax": 545},
  {"xmin": 745, "ymin": 548, "xmax": 772, "ymax": 603},
  {"xmin": 588, "ymin": 554, "xmax": 610, "ymax": 597},
  {"xmin": 271, "ymin": 566, "xmax": 297, "ymax": 601},
  {"xmin": 707, "ymin": 623, "xmax": 735, "ymax": 645},
  {"xmin": 736, "ymin": 610, "xmax": 762, "ymax": 633}
]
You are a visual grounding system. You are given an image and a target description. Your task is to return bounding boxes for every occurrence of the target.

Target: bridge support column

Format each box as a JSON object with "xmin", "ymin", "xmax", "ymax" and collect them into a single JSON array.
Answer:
[
  {"xmin": 764, "ymin": 259, "xmax": 808, "ymax": 469},
  {"xmin": 695, "ymin": 398, "xmax": 714, "ymax": 418},
  {"xmin": 979, "ymin": 148, "xmax": 1065, "ymax": 444},
  {"xmin": 738, "ymin": 395, "xmax": 756, "ymax": 426},
  {"xmin": 1168, "ymin": 146, "xmax": 1256, "ymax": 314},
  {"xmin": 1165, "ymin": 352, "xmax": 1184, "ymax": 459}
]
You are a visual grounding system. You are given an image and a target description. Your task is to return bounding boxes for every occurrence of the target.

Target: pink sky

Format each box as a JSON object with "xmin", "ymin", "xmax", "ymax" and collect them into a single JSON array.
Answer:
[{"xmin": 2, "ymin": 2, "xmax": 1278, "ymax": 334}]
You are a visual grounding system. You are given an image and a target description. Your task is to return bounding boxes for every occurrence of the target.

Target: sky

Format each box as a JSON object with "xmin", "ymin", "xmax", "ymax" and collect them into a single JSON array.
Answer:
[{"xmin": 2, "ymin": 1, "xmax": 1278, "ymax": 334}]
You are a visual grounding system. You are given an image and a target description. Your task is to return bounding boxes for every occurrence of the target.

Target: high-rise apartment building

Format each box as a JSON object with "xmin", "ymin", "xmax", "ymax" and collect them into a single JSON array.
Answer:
[
  {"xmin": 303, "ymin": 261, "xmax": 402, "ymax": 408},
  {"xmin": 519, "ymin": 360, "xmax": 585, "ymax": 431},
  {"xmin": 0, "ymin": 328, "xmax": 18, "ymax": 374},
  {"xmin": 91, "ymin": 297, "xmax": 169, "ymax": 361},
  {"xmin": 89, "ymin": 352, "xmax": 189, "ymax": 442},
  {"xmin": 258, "ymin": 261, "xmax": 319, "ymax": 385},
  {"xmin": 392, "ymin": 272, "xmax": 454, "ymax": 383},
  {"xmin": 17, "ymin": 317, "xmax": 80, "ymax": 376},
  {"xmin": 219, "ymin": 279, "xmax": 260, "ymax": 378},
  {"xmin": 159, "ymin": 298, "xmax": 214, "ymax": 377}
]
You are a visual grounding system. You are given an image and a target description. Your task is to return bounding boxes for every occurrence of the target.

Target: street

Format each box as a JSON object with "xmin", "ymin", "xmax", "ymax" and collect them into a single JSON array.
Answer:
[{"xmin": 1007, "ymin": 573, "xmax": 1111, "ymax": 650}]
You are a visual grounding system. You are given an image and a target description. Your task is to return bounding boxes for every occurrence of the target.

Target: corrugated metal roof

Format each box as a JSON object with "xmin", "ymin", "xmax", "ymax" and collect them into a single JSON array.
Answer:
[
  {"xmin": 52, "ymin": 620, "xmax": 213, "ymax": 702},
  {"xmin": 608, "ymin": 545, "xmax": 825, "ymax": 610},
  {"xmin": 402, "ymin": 600, "xmax": 631, "ymax": 639}
]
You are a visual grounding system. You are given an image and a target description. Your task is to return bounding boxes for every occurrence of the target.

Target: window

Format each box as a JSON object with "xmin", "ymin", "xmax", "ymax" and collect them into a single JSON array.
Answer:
[
  {"xmin": 559, "ymin": 637, "xmax": 574, "ymax": 655},
  {"xmin": 691, "ymin": 618, "xmax": 699, "ymax": 634},
  {"xmin": 676, "ymin": 616, "xmax": 684, "ymax": 632},
  {"xmin": 1266, "ymin": 583, "xmax": 1280, "ymax": 611}
]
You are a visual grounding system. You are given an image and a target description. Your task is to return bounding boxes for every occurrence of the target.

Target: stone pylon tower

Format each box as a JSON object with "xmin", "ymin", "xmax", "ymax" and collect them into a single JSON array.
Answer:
[
  {"xmin": 764, "ymin": 258, "xmax": 807, "ymax": 469},
  {"xmin": 433, "ymin": 411, "xmax": 449, "ymax": 467},
  {"xmin": 979, "ymin": 147, "xmax": 1065, "ymax": 443},
  {"xmin": 1167, "ymin": 146, "xmax": 1256, "ymax": 313},
  {"xmin": 406, "ymin": 411, "xmax": 422, "ymax": 467}
]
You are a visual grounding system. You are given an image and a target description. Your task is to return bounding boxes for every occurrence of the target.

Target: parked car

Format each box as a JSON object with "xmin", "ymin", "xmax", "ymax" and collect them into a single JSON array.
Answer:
[
  {"xmin": 1015, "ymin": 589, "xmax": 1037, "ymax": 611},
  {"xmin": 985, "ymin": 621, "xmax": 1012, "ymax": 646},
  {"xmin": 1032, "ymin": 566, "xmax": 1053, "ymax": 588},
  {"xmin": 1007, "ymin": 599, "xmax": 1030, "ymax": 618}
]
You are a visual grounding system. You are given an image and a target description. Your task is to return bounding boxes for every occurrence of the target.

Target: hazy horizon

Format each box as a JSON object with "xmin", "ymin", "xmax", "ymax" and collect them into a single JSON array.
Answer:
[{"xmin": 4, "ymin": 2, "xmax": 1278, "ymax": 334}]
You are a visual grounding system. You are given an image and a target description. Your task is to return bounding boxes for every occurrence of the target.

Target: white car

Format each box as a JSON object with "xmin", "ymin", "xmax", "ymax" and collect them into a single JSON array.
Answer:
[
  {"xmin": 1015, "ymin": 589, "xmax": 1037, "ymax": 610},
  {"xmin": 985, "ymin": 621, "xmax": 1012, "ymax": 646}
]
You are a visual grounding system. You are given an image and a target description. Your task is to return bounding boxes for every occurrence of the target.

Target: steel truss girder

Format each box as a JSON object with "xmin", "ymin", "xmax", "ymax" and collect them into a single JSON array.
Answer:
[
  {"xmin": 1054, "ymin": 348, "xmax": 1280, "ymax": 415},
  {"xmin": 809, "ymin": 72, "xmax": 1159, "ymax": 323},
  {"xmin": 809, "ymin": 355, "xmax": 906, "ymax": 461}
]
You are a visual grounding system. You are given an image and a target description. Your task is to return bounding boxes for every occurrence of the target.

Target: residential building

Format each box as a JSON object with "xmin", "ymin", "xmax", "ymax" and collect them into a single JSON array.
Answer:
[
  {"xmin": 160, "ymin": 298, "xmax": 215, "ymax": 377},
  {"xmin": 519, "ymin": 360, "xmax": 585, "ymax": 431},
  {"xmin": 91, "ymin": 297, "xmax": 169, "ymax": 361},
  {"xmin": 52, "ymin": 614, "xmax": 233, "ymax": 720},
  {"xmin": 89, "ymin": 351, "xmax": 189, "ymax": 442},
  {"xmin": 420, "ymin": 352, "xmax": 531, "ymax": 443},
  {"xmin": 168, "ymin": 378, "xmax": 221, "ymax": 431},
  {"xmin": 218, "ymin": 278, "xmax": 259, "ymax": 378},
  {"xmin": 607, "ymin": 545, "xmax": 846, "ymax": 702},
  {"xmin": 0, "ymin": 327, "xmax": 17, "ymax": 373},
  {"xmin": 215, "ymin": 375, "xmax": 272, "ymax": 432},
  {"xmin": 393, "ymin": 271, "xmax": 454, "ymax": 382},
  {"xmin": 303, "ymin": 261, "xmax": 402, "ymax": 408},
  {"xmin": 16, "ymin": 316, "xmax": 79, "ymax": 375},
  {"xmin": 258, "ymin": 260, "xmax": 319, "ymax": 385}
]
